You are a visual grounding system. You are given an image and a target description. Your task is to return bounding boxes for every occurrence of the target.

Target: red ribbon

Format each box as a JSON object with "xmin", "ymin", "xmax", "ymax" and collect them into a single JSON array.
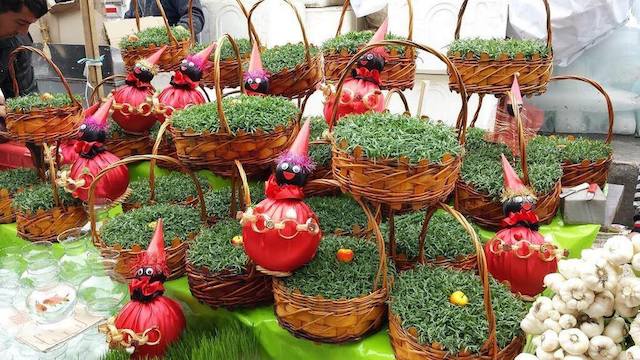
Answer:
[
  {"xmin": 353, "ymin": 67, "xmax": 381, "ymax": 85},
  {"xmin": 171, "ymin": 71, "xmax": 198, "ymax": 90},
  {"xmin": 501, "ymin": 209, "xmax": 540, "ymax": 229},
  {"xmin": 74, "ymin": 140, "xmax": 102, "ymax": 155},
  {"xmin": 129, "ymin": 276, "xmax": 165, "ymax": 296},
  {"xmin": 265, "ymin": 175, "xmax": 305, "ymax": 200},
  {"xmin": 125, "ymin": 73, "xmax": 153, "ymax": 90}
]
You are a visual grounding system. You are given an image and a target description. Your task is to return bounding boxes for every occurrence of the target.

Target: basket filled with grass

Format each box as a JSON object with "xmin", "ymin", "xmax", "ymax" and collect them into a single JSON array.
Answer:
[
  {"xmin": 447, "ymin": 0, "xmax": 552, "ymax": 96},
  {"xmin": 455, "ymin": 126, "xmax": 562, "ymax": 230},
  {"xmin": 167, "ymin": 34, "xmax": 300, "ymax": 176},
  {"xmin": 104, "ymin": 120, "xmax": 153, "ymax": 159},
  {"xmin": 545, "ymin": 76, "xmax": 614, "ymax": 187},
  {"xmin": 381, "ymin": 208, "xmax": 481, "ymax": 272},
  {"xmin": 119, "ymin": 0, "xmax": 193, "ymax": 72},
  {"xmin": 273, "ymin": 197, "xmax": 389, "ymax": 343},
  {"xmin": 122, "ymin": 171, "xmax": 211, "ymax": 212},
  {"xmin": 303, "ymin": 117, "xmax": 337, "ymax": 196},
  {"xmin": 88, "ymin": 155, "xmax": 207, "ymax": 279},
  {"xmin": 194, "ymin": 38, "xmax": 252, "ymax": 89},
  {"xmin": 388, "ymin": 203, "xmax": 527, "ymax": 360},
  {"xmin": 186, "ymin": 219, "xmax": 273, "ymax": 309},
  {"xmin": 0, "ymin": 168, "xmax": 41, "ymax": 224},
  {"xmin": 204, "ymin": 181, "xmax": 265, "ymax": 225},
  {"xmin": 246, "ymin": 0, "xmax": 322, "ymax": 99},
  {"xmin": 13, "ymin": 182, "xmax": 87, "ymax": 242},
  {"xmin": 4, "ymin": 46, "xmax": 83, "ymax": 143},
  {"xmin": 306, "ymin": 195, "xmax": 368, "ymax": 237},
  {"xmin": 322, "ymin": 0, "xmax": 416, "ymax": 90}
]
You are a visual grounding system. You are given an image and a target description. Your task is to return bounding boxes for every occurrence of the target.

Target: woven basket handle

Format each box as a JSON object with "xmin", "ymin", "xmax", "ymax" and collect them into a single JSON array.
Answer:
[
  {"xmin": 384, "ymin": 88, "xmax": 410, "ymax": 115},
  {"xmin": 233, "ymin": 160, "xmax": 252, "ymax": 207},
  {"xmin": 233, "ymin": 0, "xmax": 262, "ymax": 49},
  {"xmin": 213, "ymin": 34, "xmax": 245, "ymax": 134},
  {"xmin": 510, "ymin": 90, "xmax": 530, "ymax": 186},
  {"xmin": 549, "ymin": 76, "xmax": 614, "ymax": 144},
  {"xmin": 335, "ymin": 0, "xmax": 413, "ymax": 40},
  {"xmin": 327, "ymin": 39, "xmax": 468, "ymax": 145},
  {"xmin": 247, "ymin": 0, "xmax": 313, "ymax": 66},
  {"xmin": 454, "ymin": 0, "xmax": 552, "ymax": 51},
  {"xmin": 42, "ymin": 143, "xmax": 62, "ymax": 209},
  {"xmin": 8, "ymin": 46, "xmax": 80, "ymax": 108},
  {"xmin": 149, "ymin": 120, "xmax": 172, "ymax": 202},
  {"xmin": 306, "ymin": 178, "xmax": 388, "ymax": 291},
  {"xmin": 89, "ymin": 74, "xmax": 126, "ymax": 105},
  {"xmin": 88, "ymin": 154, "xmax": 208, "ymax": 243}
]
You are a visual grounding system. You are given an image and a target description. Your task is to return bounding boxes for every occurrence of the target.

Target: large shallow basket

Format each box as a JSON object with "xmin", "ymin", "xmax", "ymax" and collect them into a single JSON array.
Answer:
[
  {"xmin": 324, "ymin": 0, "xmax": 416, "ymax": 90},
  {"xmin": 4, "ymin": 46, "xmax": 82, "ymax": 143},
  {"xmin": 388, "ymin": 202, "xmax": 525, "ymax": 360},
  {"xmin": 89, "ymin": 154, "xmax": 207, "ymax": 280},
  {"xmin": 167, "ymin": 34, "xmax": 300, "ymax": 176},
  {"xmin": 273, "ymin": 190, "xmax": 388, "ymax": 343},
  {"xmin": 329, "ymin": 40, "xmax": 468, "ymax": 211},
  {"xmin": 120, "ymin": 0, "xmax": 193, "ymax": 73},
  {"xmin": 447, "ymin": 0, "xmax": 553, "ymax": 96},
  {"xmin": 246, "ymin": 0, "xmax": 323, "ymax": 99},
  {"xmin": 549, "ymin": 76, "xmax": 614, "ymax": 187},
  {"xmin": 0, "ymin": 191, "xmax": 14, "ymax": 224},
  {"xmin": 454, "ymin": 91, "xmax": 561, "ymax": 229}
]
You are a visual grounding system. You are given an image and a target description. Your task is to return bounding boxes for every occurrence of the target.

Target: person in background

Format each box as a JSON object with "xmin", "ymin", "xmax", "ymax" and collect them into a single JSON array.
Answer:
[
  {"xmin": 125, "ymin": 0, "xmax": 205, "ymax": 36},
  {"xmin": 0, "ymin": 0, "xmax": 48, "ymax": 166}
]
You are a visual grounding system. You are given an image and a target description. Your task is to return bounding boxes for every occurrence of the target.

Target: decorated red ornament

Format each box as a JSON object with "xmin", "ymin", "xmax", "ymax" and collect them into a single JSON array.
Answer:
[
  {"xmin": 239, "ymin": 119, "xmax": 322, "ymax": 274},
  {"xmin": 114, "ymin": 219, "xmax": 186, "ymax": 359},
  {"xmin": 112, "ymin": 46, "xmax": 166, "ymax": 134},
  {"xmin": 323, "ymin": 19, "xmax": 388, "ymax": 125},
  {"xmin": 66, "ymin": 98, "xmax": 129, "ymax": 204},
  {"xmin": 157, "ymin": 42, "xmax": 216, "ymax": 119},
  {"xmin": 243, "ymin": 42, "xmax": 270, "ymax": 96},
  {"xmin": 484, "ymin": 154, "xmax": 560, "ymax": 297}
]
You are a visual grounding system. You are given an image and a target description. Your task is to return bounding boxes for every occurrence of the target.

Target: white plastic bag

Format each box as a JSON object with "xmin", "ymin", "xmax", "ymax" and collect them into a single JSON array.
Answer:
[{"xmin": 349, "ymin": 0, "xmax": 387, "ymax": 18}]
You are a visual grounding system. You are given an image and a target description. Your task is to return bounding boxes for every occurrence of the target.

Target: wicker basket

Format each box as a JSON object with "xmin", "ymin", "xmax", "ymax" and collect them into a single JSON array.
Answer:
[
  {"xmin": 3, "ymin": 46, "xmax": 82, "ymax": 143},
  {"xmin": 167, "ymin": 34, "xmax": 300, "ymax": 176},
  {"xmin": 120, "ymin": 0, "xmax": 193, "ymax": 73},
  {"xmin": 548, "ymin": 76, "xmax": 614, "ymax": 187},
  {"xmin": 388, "ymin": 203, "xmax": 525, "ymax": 360},
  {"xmin": 328, "ymin": 40, "xmax": 469, "ymax": 211},
  {"xmin": 16, "ymin": 206, "xmax": 88, "ymax": 242},
  {"xmin": 246, "ymin": 0, "xmax": 323, "ymax": 99},
  {"xmin": 454, "ymin": 91, "xmax": 561, "ymax": 230},
  {"xmin": 89, "ymin": 154, "xmax": 208, "ymax": 280},
  {"xmin": 273, "ymin": 194, "xmax": 389, "ymax": 343},
  {"xmin": 104, "ymin": 133, "xmax": 153, "ymax": 159},
  {"xmin": 324, "ymin": 0, "xmax": 416, "ymax": 90},
  {"xmin": 0, "ymin": 191, "xmax": 14, "ymax": 224},
  {"xmin": 447, "ymin": 0, "xmax": 553, "ymax": 96}
]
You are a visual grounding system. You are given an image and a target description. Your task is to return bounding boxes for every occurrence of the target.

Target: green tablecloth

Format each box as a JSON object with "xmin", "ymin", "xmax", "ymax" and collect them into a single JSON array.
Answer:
[{"xmin": 0, "ymin": 162, "xmax": 601, "ymax": 360}]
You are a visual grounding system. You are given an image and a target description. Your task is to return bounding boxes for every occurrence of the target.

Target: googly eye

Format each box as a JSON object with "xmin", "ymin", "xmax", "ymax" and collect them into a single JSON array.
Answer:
[
  {"xmin": 292, "ymin": 165, "xmax": 301, "ymax": 174},
  {"xmin": 247, "ymin": 78, "xmax": 253, "ymax": 84},
  {"xmin": 188, "ymin": 62, "xmax": 195, "ymax": 67},
  {"xmin": 281, "ymin": 163, "xmax": 289, "ymax": 170},
  {"xmin": 181, "ymin": 60, "xmax": 187, "ymax": 64},
  {"xmin": 145, "ymin": 268, "xmax": 153, "ymax": 276},
  {"xmin": 255, "ymin": 78, "xmax": 261, "ymax": 84},
  {"xmin": 366, "ymin": 53, "xmax": 373, "ymax": 60},
  {"xmin": 136, "ymin": 268, "xmax": 144, "ymax": 276},
  {"xmin": 514, "ymin": 196, "xmax": 523, "ymax": 204},
  {"xmin": 80, "ymin": 124, "xmax": 87, "ymax": 130}
]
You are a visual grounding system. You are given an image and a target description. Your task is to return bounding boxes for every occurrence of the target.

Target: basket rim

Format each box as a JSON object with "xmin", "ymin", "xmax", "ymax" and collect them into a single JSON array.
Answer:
[
  {"xmin": 120, "ymin": 37, "xmax": 191, "ymax": 51},
  {"xmin": 95, "ymin": 230, "xmax": 194, "ymax": 254},
  {"xmin": 169, "ymin": 115, "xmax": 299, "ymax": 137},
  {"xmin": 273, "ymin": 278, "xmax": 388, "ymax": 306},
  {"xmin": 332, "ymin": 142, "xmax": 462, "ymax": 169},
  {"xmin": 15, "ymin": 203, "xmax": 85, "ymax": 217},
  {"xmin": 448, "ymin": 53, "xmax": 553, "ymax": 63},
  {"xmin": 456, "ymin": 178, "xmax": 560, "ymax": 200},
  {"xmin": 186, "ymin": 261, "xmax": 257, "ymax": 279}
]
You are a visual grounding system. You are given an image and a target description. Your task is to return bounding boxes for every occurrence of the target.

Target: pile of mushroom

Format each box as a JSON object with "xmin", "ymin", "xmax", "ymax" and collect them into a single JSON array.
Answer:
[{"xmin": 516, "ymin": 233, "xmax": 640, "ymax": 360}]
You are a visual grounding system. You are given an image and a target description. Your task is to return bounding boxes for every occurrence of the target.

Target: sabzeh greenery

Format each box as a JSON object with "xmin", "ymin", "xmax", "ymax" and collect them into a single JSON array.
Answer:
[
  {"xmin": 0, "ymin": 168, "xmax": 40, "ymax": 196},
  {"xmin": 322, "ymin": 32, "xmax": 407, "ymax": 55},
  {"xmin": 261, "ymin": 42, "xmax": 319, "ymax": 73},
  {"xmin": 191, "ymin": 38, "xmax": 252, "ymax": 60},
  {"xmin": 6, "ymin": 93, "xmax": 82, "ymax": 112},
  {"xmin": 448, "ymin": 38, "xmax": 550, "ymax": 60},
  {"xmin": 333, "ymin": 112, "xmax": 461, "ymax": 165},
  {"xmin": 12, "ymin": 183, "xmax": 80, "ymax": 213},
  {"xmin": 126, "ymin": 172, "xmax": 211, "ymax": 205},
  {"xmin": 306, "ymin": 195, "xmax": 367, "ymax": 235},
  {"xmin": 100, "ymin": 204, "xmax": 201, "ymax": 249},
  {"xmin": 461, "ymin": 128, "xmax": 562, "ymax": 199},
  {"xmin": 282, "ymin": 235, "xmax": 384, "ymax": 300},
  {"xmin": 171, "ymin": 95, "xmax": 298, "ymax": 134},
  {"xmin": 204, "ymin": 182, "xmax": 265, "ymax": 221},
  {"xmin": 308, "ymin": 116, "xmax": 331, "ymax": 168},
  {"xmin": 119, "ymin": 25, "xmax": 191, "ymax": 49},
  {"xmin": 390, "ymin": 264, "xmax": 527, "ymax": 354},
  {"xmin": 188, "ymin": 219, "xmax": 247, "ymax": 275},
  {"xmin": 542, "ymin": 135, "xmax": 613, "ymax": 163},
  {"xmin": 381, "ymin": 209, "xmax": 481, "ymax": 261}
]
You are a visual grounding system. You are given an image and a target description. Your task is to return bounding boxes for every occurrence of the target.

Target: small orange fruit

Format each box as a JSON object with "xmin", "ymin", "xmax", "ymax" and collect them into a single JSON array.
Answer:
[
  {"xmin": 40, "ymin": 92, "xmax": 54, "ymax": 101},
  {"xmin": 336, "ymin": 248, "xmax": 354, "ymax": 263},
  {"xmin": 449, "ymin": 291, "xmax": 469, "ymax": 307},
  {"xmin": 231, "ymin": 235, "xmax": 243, "ymax": 247}
]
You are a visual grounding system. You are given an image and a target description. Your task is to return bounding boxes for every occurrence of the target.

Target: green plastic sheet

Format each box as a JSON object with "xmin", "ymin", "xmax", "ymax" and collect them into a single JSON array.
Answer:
[{"xmin": 0, "ymin": 161, "xmax": 601, "ymax": 359}]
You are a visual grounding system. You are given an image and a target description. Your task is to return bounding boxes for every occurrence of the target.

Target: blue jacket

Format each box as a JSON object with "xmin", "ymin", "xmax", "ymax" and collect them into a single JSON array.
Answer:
[{"xmin": 125, "ymin": 0, "xmax": 205, "ymax": 35}]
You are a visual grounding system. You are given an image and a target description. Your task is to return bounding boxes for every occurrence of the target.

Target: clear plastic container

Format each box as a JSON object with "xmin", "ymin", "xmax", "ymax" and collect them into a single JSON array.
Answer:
[
  {"xmin": 77, "ymin": 252, "xmax": 128, "ymax": 317},
  {"xmin": 58, "ymin": 228, "xmax": 93, "ymax": 286},
  {"xmin": 25, "ymin": 258, "xmax": 77, "ymax": 324}
]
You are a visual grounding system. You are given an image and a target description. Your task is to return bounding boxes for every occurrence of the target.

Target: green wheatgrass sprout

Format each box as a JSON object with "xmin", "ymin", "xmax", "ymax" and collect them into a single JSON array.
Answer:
[
  {"xmin": 390, "ymin": 265, "xmax": 527, "ymax": 354},
  {"xmin": 171, "ymin": 95, "xmax": 298, "ymax": 134},
  {"xmin": 6, "ymin": 93, "xmax": 81, "ymax": 112},
  {"xmin": 282, "ymin": 235, "xmax": 381, "ymax": 300},
  {"xmin": 308, "ymin": 116, "xmax": 331, "ymax": 168},
  {"xmin": 12, "ymin": 183, "xmax": 80, "ymax": 213},
  {"xmin": 321, "ymin": 32, "xmax": 407, "ymax": 55},
  {"xmin": 204, "ymin": 182, "xmax": 266, "ymax": 221},
  {"xmin": 544, "ymin": 135, "xmax": 613, "ymax": 163},
  {"xmin": 191, "ymin": 38, "xmax": 252, "ymax": 60},
  {"xmin": 333, "ymin": 113, "xmax": 461, "ymax": 165},
  {"xmin": 0, "ymin": 168, "xmax": 41, "ymax": 195},
  {"xmin": 100, "ymin": 203, "xmax": 201, "ymax": 249},
  {"xmin": 119, "ymin": 26, "xmax": 191, "ymax": 49},
  {"xmin": 107, "ymin": 120, "xmax": 130, "ymax": 139},
  {"xmin": 448, "ymin": 38, "xmax": 549, "ymax": 60},
  {"xmin": 187, "ymin": 219, "xmax": 246, "ymax": 275},
  {"xmin": 306, "ymin": 195, "xmax": 367, "ymax": 235},
  {"xmin": 461, "ymin": 129, "xmax": 562, "ymax": 199},
  {"xmin": 381, "ymin": 210, "xmax": 481, "ymax": 261},
  {"xmin": 126, "ymin": 172, "xmax": 211, "ymax": 205},
  {"xmin": 261, "ymin": 42, "xmax": 319, "ymax": 73}
]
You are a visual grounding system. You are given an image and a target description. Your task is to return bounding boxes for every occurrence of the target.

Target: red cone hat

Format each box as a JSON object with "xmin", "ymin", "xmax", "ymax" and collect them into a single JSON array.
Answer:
[
  {"xmin": 248, "ymin": 42, "xmax": 263, "ymax": 73},
  {"xmin": 278, "ymin": 118, "xmax": 314, "ymax": 171},
  {"xmin": 190, "ymin": 42, "xmax": 216, "ymax": 71},
  {"xmin": 144, "ymin": 218, "xmax": 168, "ymax": 273},
  {"xmin": 84, "ymin": 98, "xmax": 113, "ymax": 130},
  {"xmin": 500, "ymin": 154, "xmax": 532, "ymax": 198},
  {"xmin": 146, "ymin": 45, "xmax": 167, "ymax": 65},
  {"xmin": 367, "ymin": 18, "xmax": 388, "ymax": 46},
  {"xmin": 506, "ymin": 75, "xmax": 523, "ymax": 116}
]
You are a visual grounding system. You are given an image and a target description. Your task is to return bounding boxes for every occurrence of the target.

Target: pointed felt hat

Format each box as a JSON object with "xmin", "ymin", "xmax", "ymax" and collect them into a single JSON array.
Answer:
[
  {"xmin": 366, "ymin": 18, "xmax": 389, "ymax": 57},
  {"xmin": 278, "ymin": 118, "xmax": 314, "ymax": 171},
  {"xmin": 189, "ymin": 42, "xmax": 216, "ymax": 71},
  {"xmin": 144, "ymin": 218, "xmax": 168, "ymax": 273},
  {"xmin": 500, "ymin": 154, "xmax": 534, "ymax": 199},
  {"xmin": 84, "ymin": 98, "xmax": 113, "ymax": 130},
  {"xmin": 146, "ymin": 45, "xmax": 168, "ymax": 65},
  {"xmin": 244, "ymin": 42, "xmax": 269, "ymax": 81},
  {"xmin": 506, "ymin": 75, "xmax": 523, "ymax": 116}
]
